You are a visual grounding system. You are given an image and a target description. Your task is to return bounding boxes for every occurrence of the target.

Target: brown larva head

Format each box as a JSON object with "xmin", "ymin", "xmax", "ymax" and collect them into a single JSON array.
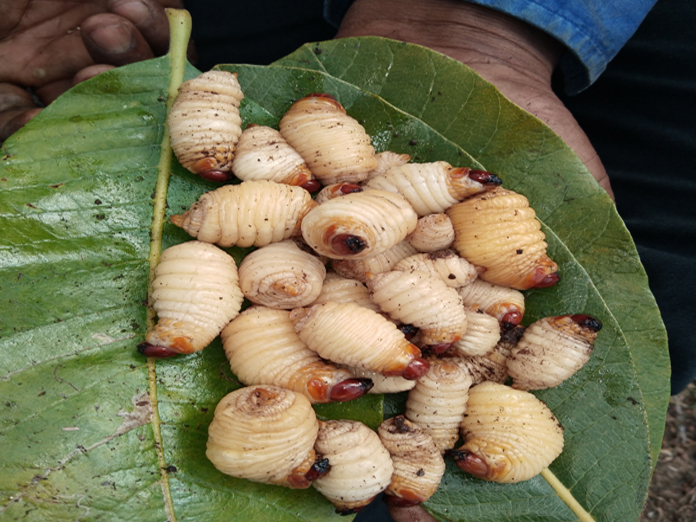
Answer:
[
  {"xmin": 450, "ymin": 449, "xmax": 492, "ymax": 480},
  {"xmin": 303, "ymin": 456, "xmax": 331, "ymax": 482},
  {"xmin": 328, "ymin": 378, "xmax": 375, "ymax": 402},
  {"xmin": 137, "ymin": 342, "xmax": 180, "ymax": 358},
  {"xmin": 329, "ymin": 233, "xmax": 369, "ymax": 257},
  {"xmin": 450, "ymin": 167, "xmax": 503, "ymax": 187},
  {"xmin": 402, "ymin": 356, "xmax": 430, "ymax": 380},
  {"xmin": 570, "ymin": 314, "xmax": 603, "ymax": 332}
]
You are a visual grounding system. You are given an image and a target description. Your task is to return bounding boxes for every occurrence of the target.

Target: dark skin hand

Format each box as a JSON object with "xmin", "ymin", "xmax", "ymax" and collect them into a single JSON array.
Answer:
[
  {"xmin": 0, "ymin": 0, "xmax": 193, "ymax": 142},
  {"xmin": 337, "ymin": 0, "xmax": 613, "ymax": 199}
]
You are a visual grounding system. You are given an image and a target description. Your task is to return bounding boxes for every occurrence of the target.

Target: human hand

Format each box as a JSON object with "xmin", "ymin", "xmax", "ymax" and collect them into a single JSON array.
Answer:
[
  {"xmin": 336, "ymin": 0, "xmax": 613, "ymax": 199},
  {"xmin": 0, "ymin": 0, "xmax": 193, "ymax": 143}
]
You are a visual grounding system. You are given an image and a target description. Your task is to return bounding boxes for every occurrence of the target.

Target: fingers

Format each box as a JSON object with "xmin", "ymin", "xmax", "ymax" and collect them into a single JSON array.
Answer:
[
  {"xmin": 0, "ymin": 84, "xmax": 41, "ymax": 142},
  {"xmin": 388, "ymin": 504, "xmax": 438, "ymax": 522},
  {"xmin": 72, "ymin": 65, "xmax": 117, "ymax": 86},
  {"xmin": 108, "ymin": 0, "xmax": 172, "ymax": 56},
  {"xmin": 80, "ymin": 13, "xmax": 156, "ymax": 67}
]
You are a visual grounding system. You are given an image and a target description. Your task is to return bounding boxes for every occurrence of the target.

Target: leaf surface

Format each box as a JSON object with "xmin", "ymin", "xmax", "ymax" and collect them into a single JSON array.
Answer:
[{"xmin": 0, "ymin": 35, "xmax": 669, "ymax": 522}]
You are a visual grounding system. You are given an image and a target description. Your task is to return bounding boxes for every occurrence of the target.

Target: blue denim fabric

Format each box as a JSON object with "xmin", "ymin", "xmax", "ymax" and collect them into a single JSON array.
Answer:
[{"xmin": 324, "ymin": 0, "xmax": 658, "ymax": 94}]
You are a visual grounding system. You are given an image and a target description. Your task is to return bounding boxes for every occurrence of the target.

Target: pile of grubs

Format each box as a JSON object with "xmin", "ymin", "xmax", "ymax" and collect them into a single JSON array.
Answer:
[{"xmin": 137, "ymin": 70, "xmax": 602, "ymax": 515}]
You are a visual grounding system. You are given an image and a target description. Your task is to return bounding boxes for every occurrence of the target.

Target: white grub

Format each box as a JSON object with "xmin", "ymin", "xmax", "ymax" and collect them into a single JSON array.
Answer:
[
  {"xmin": 451, "ymin": 307, "xmax": 501, "ymax": 357},
  {"xmin": 206, "ymin": 385, "xmax": 320, "ymax": 488},
  {"xmin": 231, "ymin": 124, "xmax": 314, "ymax": 186},
  {"xmin": 364, "ymin": 161, "xmax": 498, "ymax": 216},
  {"xmin": 300, "ymin": 189, "xmax": 417, "ymax": 260},
  {"xmin": 168, "ymin": 70, "xmax": 244, "ymax": 177},
  {"xmin": 456, "ymin": 278, "xmax": 526, "ymax": 326},
  {"xmin": 310, "ymin": 271, "xmax": 381, "ymax": 313},
  {"xmin": 393, "ymin": 250, "xmax": 477, "ymax": 288},
  {"xmin": 238, "ymin": 239, "xmax": 326, "ymax": 309},
  {"xmin": 406, "ymin": 213, "xmax": 456, "ymax": 252},
  {"xmin": 312, "ymin": 419, "xmax": 394, "ymax": 514},
  {"xmin": 405, "ymin": 357, "xmax": 473, "ymax": 453},
  {"xmin": 366, "ymin": 269, "xmax": 467, "ymax": 348},
  {"xmin": 447, "ymin": 187, "xmax": 558, "ymax": 290},
  {"xmin": 452, "ymin": 381, "xmax": 564, "ymax": 483},
  {"xmin": 378, "ymin": 415, "xmax": 446, "ymax": 507},
  {"xmin": 170, "ymin": 179, "xmax": 316, "ymax": 248},
  {"xmin": 507, "ymin": 314, "xmax": 601, "ymax": 390},
  {"xmin": 331, "ymin": 240, "xmax": 418, "ymax": 283},
  {"xmin": 289, "ymin": 302, "xmax": 427, "ymax": 380},
  {"xmin": 142, "ymin": 241, "xmax": 244, "ymax": 355},
  {"xmin": 279, "ymin": 93, "xmax": 377, "ymax": 185}
]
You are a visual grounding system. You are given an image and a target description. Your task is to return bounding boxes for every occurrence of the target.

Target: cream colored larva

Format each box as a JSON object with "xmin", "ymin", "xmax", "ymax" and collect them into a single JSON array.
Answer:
[
  {"xmin": 312, "ymin": 419, "xmax": 394, "ymax": 515},
  {"xmin": 405, "ymin": 357, "xmax": 473, "ymax": 453},
  {"xmin": 378, "ymin": 415, "xmax": 446, "ymax": 507},
  {"xmin": 406, "ymin": 213, "xmax": 456, "ymax": 252},
  {"xmin": 331, "ymin": 240, "xmax": 418, "ymax": 283},
  {"xmin": 138, "ymin": 241, "xmax": 244, "ymax": 358},
  {"xmin": 221, "ymin": 306, "xmax": 373, "ymax": 403},
  {"xmin": 393, "ymin": 250, "xmax": 478, "ymax": 288},
  {"xmin": 279, "ymin": 93, "xmax": 378, "ymax": 185},
  {"xmin": 507, "ymin": 314, "xmax": 602, "ymax": 390},
  {"xmin": 337, "ymin": 365, "xmax": 416, "ymax": 394},
  {"xmin": 167, "ymin": 70, "xmax": 244, "ymax": 182},
  {"xmin": 230, "ymin": 124, "xmax": 315, "ymax": 187},
  {"xmin": 452, "ymin": 381, "xmax": 564, "ymax": 484},
  {"xmin": 238, "ymin": 239, "xmax": 326, "ymax": 309},
  {"xmin": 447, "ymin": 187, "xmax": 559, "ymax": 290},
  {"xmin": 170, "ymin": 180, "xmax": 317, "ymax": 248},
  {"xmin": 206, "ymin": 385, "xmax": 325, "ymax": 489},
  {"xmin": 365, "ymin": 151, "xmax": 412, "ymax": 181},
  {"xmin": 364, "ymin": 161, "xmax": 502, "ymax": 216},
  {"xmin": 289, "ymin": 302, "xmax": 429, "ymax": 380},
  {"xmin": 301, "ymin": 189, "xmax": 417, "ymax": 260},
  {"xmin": 451, "ymin": 306, "xmax": 501, "ymax": 357},
  {"xmin": 366, "ymin": 269, "xmax": 467, "ymax": 350},
  {"xmin": 457, "ymin": 274, "xmax": 526, "ymax": 326}
]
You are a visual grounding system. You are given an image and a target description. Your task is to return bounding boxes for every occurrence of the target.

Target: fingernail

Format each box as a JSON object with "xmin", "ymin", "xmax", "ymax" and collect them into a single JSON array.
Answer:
[
  {"xmin": 88, "ymin": 23, "xmax": 135, "ymax": 53},
  {"xmin": 111, "ymin": 0, "xmax": 151, "ymax": 26}
]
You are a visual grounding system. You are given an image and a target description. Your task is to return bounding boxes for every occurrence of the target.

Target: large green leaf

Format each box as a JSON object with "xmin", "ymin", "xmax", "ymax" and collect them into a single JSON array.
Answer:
[{"xmin": 0, "ymin": 27, "xmax": 669, "ymax": 522}]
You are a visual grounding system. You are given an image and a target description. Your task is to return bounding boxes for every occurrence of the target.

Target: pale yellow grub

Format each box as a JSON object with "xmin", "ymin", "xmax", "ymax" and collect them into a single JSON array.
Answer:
[
  {"xmin": 457, "ymin": 278, "xmax": 526, "ymax": 325},
  {"xmin": 406, "ymin": 213, "xmax": 456, "ymax": 252},
  {"xmin": 393, "ymin": 250, "xmax": 478, "ymax": 288},
  {"xmin": 206, "ymin": 385, "xmax": 319, "ymax": 488},
  {"xmin": 312, "ymin": 419, "xmax": 394, "ymax": 513},
  {"xmin": 145, "ymin": 241, "xmax": 244, "ymax": 354},
  {"xmin": 455, "ymin": 381, "xmax": 564, "ymax": 483},
  {"xmin": 331, "ymin": 240, "xmax": 418, "ymax": 283},
  {"xmin": 311, "ymin": 271, "xmax": 382, "ymax": 313},
  {"xmin": 170, "ymin": 179, "xmax": 317, "ymax": 247},
  {"xmin": 168, "ymin": 70, "xmax": 244, "ymax": 175},
  {"xmin": 452, "ymin": 307, "xmax": 501, "ymax": 357}
]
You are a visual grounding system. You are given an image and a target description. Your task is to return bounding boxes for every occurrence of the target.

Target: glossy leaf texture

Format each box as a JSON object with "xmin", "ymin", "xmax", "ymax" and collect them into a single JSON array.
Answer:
[{"xmin": 0, "ymin": 37, "xmax": 669, "ymax": 522}]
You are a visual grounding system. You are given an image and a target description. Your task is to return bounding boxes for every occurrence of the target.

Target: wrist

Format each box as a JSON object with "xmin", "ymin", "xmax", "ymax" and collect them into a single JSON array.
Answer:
[{"xmin": 336, "ymin": 0, "xmax": 563, "ymax": 90}]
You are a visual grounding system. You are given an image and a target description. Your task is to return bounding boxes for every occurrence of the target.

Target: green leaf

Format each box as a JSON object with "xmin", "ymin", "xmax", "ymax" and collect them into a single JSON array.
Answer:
[{"xmin": 0, "ymin": 30, "xmax": 668, "ymax": 522}]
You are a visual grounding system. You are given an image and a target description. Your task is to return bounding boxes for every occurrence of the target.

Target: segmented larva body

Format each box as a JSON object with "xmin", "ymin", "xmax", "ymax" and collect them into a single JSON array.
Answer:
[
  {"xmin": 311, "ymin": 271, "xmax": 382, "ymax": 313},
  {"xmin": 301, "ymin": 189, "xmax": 417, "ymax": 260},
  {"xmin": 170, "ymin": 180, "xmax": 317, "ymax": 247},
  {"xmin": 312, "ymin": 419, "xmax": 394, "ymax": 515},
  {"xmin": 221, "ymin": 306, "xmax": 372, "ymax": 403},
  {"xmin": 452, "ymin": 381, "xmax": 564, "ymax": 483},
  {"xmin": 393, "ymin": 250, "xmax": 478, "ymax": 288},
  {"xmin": 206, "ymin": 385, "xmax": 325, "ymax": 489},
  {"xmin": 455, "ymin": 325, "xmax": 524, "ymax": 385},
  {"xmin": 456, "ymin": 278, "xmax": 526, "ymax": 326},
  {"xmin": 289, "ymin": 302, "xmax": 429, "ymax": 380},
  {"xmin": 279, "ymin": 93, "xmax": 377, "ymax": 185},
  {"xmin": 367, "ymin": 269, "xmax": 467, "ymax": 350},
  {"xmin": 452, "ymin": 307, "xmax": 501, "ymax": 357},
  {"xmin": 314, "ymin": 182, "xmax": 364, "ymax": 204},
  {"xmin": 406, "ymin": 213, "xmax": 456, "ymax": 252},
  {"xmin": 168, "ymin": 70, "xmax": 244, "ymax": 182},
  {"xmin": 405, "ymin": 357, "xmax": 473, "ymax": 453},
  {"xmin": 447, "ymin": 187, "xmax": 559, "ymax": 290},
  {"xmin": 337, "ymin": 364, "xmax": 416, "ymax": 394},
  {"xmin": 231, "ymin": 124, "xmax": 315, "ymax": 188},
  {"xmin": 331, "ymin": 240, "xmax": 418, "ymax": 283},
  {"xmin": 364, "ymin": 151, "xmax": 412, "ymax": 181},
  {"xmin": 507, "ymin": 314, "xmax": 602, "ymax": 390},
  {"xmin": 378, "ymin": 415, "xmax": 446, "ymax": 507},
  {"xmin": 238, "ymin": 239, "xmax": 326, "ymax": 309},
  {"xmin": 364, "ymin": 162, "xmax": 502, "ymax": 216},
  {"xmin": 138, "ymin": 241, "xmax": 244, "ymax": 357}
]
